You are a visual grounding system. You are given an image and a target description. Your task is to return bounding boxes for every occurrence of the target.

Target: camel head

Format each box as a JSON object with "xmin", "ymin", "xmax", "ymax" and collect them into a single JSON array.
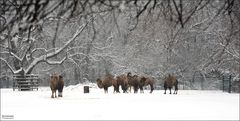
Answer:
[
  {"xmin": 139, "ymin": 76, "xmax": 147, "ymax": 86},
  {"xmin": 96, "ymin": 78, "xmax": 103, "ymax": 88}
]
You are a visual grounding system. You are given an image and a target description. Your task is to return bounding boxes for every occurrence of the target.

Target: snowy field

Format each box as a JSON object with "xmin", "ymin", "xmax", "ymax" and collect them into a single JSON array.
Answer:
[{"xmin": 1, "ymin": 84, "xmax": 239, "ymax": 120}]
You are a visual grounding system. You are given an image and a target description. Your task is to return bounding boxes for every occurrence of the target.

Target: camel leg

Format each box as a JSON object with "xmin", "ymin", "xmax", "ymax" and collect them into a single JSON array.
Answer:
[
  {"xmin": 164, "ymin": 83, "xmax": 167, "ymax": 94},
  {"xmin": 150, "ymin": 84, "xmax": 154, "ymax": 93},
  {"xmin": 174, "ymin": 89, "xmax": 178, "ymax": 94},
  {"xmin": 51, "ymin": 91, "xmax": 54, "ymax": 98},
  {"xmin": 113, "ymin": 86, "xmax": 116, "ymax": 93},
  {"xmin": 117, "ymin": 86, "xmax": 120, "ymax": 93},
  {"xmin": 124, "ymin": 87, "xmax": 128, "ymax": 93},
  {"xmin": 134, "ymin": 86, "xmax": 138, "ymax": 93},
  {"xmin": 123, "ymin": 86, "xmax": 128, "ymax": 93},
  {"xmin": 175, "ymin": 85, "xmax": 178, "ymax": 94},
  {"xmin": 174, "ymin": 87, "xmax": 177, "ymax": 94},
  {"xmin": 125, "ymin": 86, "xmax": 129, "ymax": 93},
  {"xmin": 58, "ymin": 91, "xmax": 62, "ymax": 97},
  {"xmin": 116, "ymin": 85, "xmax": 120, "ymax": 93},
  {"xmin": 164, "ymin": 86, "xmax": 167, "ymax": 94},
  {"xmin": 104, "ymin": 87, "xmax": 108, "ymax": 93},
  {"xmin": 54, "ymin": 90, "xmax": 57, "ymax": 98},
  {"xmin": 139, "ymin": 86, "xmax": 144, "ymax": 93},
  {"xmin": 103, "ymin": 87, "xmax": 107, "ymax": 93},
  {"xmin": 174, "ymin": 80, "xmax": 178, "ymax": 94}
]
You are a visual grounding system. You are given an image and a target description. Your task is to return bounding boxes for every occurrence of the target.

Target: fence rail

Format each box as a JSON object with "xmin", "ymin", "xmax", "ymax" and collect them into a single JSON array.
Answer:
[
  {"xmin": 158, "ymin": 75, "xmax": 239, "ymax": 93},
  {"xmin": 13, "ymin": 74, "xmax": 39, "ymax": 91}
]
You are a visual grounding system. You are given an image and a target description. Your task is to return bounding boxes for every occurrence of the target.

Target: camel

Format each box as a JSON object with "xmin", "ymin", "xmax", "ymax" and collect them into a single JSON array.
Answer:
[
  {"xmin": 96, "ymin": 74, "xmax": 118, "ymax": 93},
  {"xmin": 164, "ymin": 74, "xmax": 178, "ymax": 94},
  {"xmin": 50, "ymin": 74, "xmax": 64, "ymax": 98}
]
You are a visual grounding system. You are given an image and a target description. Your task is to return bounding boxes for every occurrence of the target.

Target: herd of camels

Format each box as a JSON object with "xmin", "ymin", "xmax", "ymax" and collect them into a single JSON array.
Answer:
[
  {"xmin": 50, "ymin": 72, "xmax": 178, "ymax": 98},
  {"xmin": 96, "ymin": 72, "xmax": 178, "ymax": 94}
]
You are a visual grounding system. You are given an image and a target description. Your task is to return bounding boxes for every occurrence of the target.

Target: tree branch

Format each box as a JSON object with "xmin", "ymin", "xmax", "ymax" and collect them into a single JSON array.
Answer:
[
  {"xmin": 183, "ymin": 0, "xmax": 205, "ymax": 25},
  {"xmin": 0, "ymin": 57, "xmax": 23, "ymax": 74},
  {"xmin": 25, "ymin": 21, "xmax": 89, "ymax": 73},
  {"xmin": 46, "ymin": 22, "xmax": 88, "ymax": 59},
  {"xmin": 45, "ymin": 56, "xmax": 67, "ymax": 65},
  {"xmin": 172, "ymin": 0, "xmax": 183, "ymax": 27},
  {"xmin": 1, "ymin": 51, "xmax": 23, "ymax": 61},
  {"xmin": 136, "ymin": 0, "xmax": 151, "ymax": 18},
  {"xmin": 31, "ymin": 48, "xmax": 48, "ymax": 54}
]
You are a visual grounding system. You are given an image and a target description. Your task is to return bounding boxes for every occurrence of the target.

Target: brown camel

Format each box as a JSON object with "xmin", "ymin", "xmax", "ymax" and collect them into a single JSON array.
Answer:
[
  {"xmin": 164, "ymin": 74, "xmax": 178, "ymax": 94},
  {"xmin": 96, "ymin": 74, "xmax": 118, "ymax": 93},
  {"xmin": 139, "ymin": 76, "xmax": 155, "ymax": 93},
  {"xmin": 127, "ymin": 72, "xmax": 140, "ymax": 93},
  {"xmin": 50, "ymin": 74, "xmax": 64, "ymax": 98},
  {"xmin": 116, "ymin": 74, "xmax": 129, "ymax": 93}
]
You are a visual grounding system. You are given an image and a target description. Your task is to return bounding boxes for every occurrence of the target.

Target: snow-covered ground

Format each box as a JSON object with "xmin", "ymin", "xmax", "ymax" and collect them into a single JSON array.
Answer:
[{"xmin": 1, "ymin": 84, "xmax": 239, "ymax": 120}]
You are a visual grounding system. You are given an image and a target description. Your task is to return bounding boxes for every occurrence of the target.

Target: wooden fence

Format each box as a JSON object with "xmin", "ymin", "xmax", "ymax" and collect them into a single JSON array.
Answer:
[{"xmin": 13, "ymin": 74, "xmax": 39, "ymax": 91}]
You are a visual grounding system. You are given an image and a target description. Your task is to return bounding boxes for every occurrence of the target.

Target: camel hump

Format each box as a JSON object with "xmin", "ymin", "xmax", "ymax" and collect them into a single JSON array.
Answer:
[
  {"xmin": 127, "ymin": 72, "xmax": 132, "ymax": 76},
  {"xmin": 105, "ymin": 74, "xmax": 113, "ymax": 78},
  {"xmin": 165, "ymin": 74, "xmax": 177, "ymax": 85}
]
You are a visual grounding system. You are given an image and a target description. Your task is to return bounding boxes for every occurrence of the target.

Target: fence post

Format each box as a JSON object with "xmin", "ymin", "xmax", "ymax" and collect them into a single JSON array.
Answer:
[
  {"xmin": 228, "ymin": 75, "xmax": 232, "ymax": 93},
  {"xmin": 222, "ymin": 76, "xmax": 224, "ymax": 92}
]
